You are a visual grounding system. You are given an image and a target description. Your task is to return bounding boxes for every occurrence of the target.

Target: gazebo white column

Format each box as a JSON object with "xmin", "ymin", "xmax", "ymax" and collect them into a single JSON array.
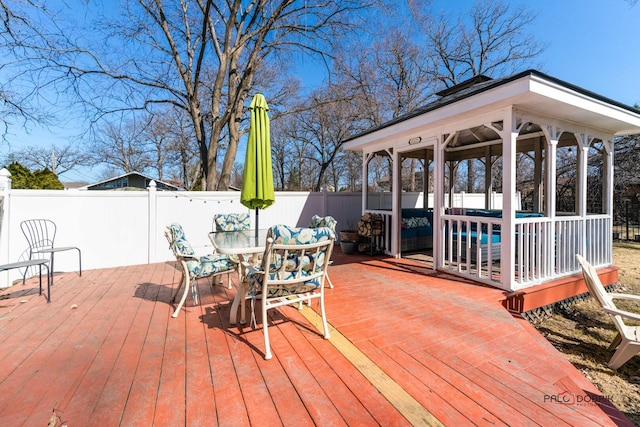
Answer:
[
  {"xmin": 433, "ymin": 134, "xmax": 450, "ymax": 270},
  {"xmin": 543, "ymin": 125, "xmax": 560, "ymax": 275},
  {"xmin": 576, "ymin": 133, "xmax": 590, "ymax": 257},
  {"xmin": 392, "ymin": 148, "xmax": 401, "ymax": 257},
  {"xmin": 605, "ymin": 139, "xmax": 614, "ymax": 264},
  {"xmin": 500, "ymin": 109, "xmax": 517, "ymax": 289},
  {"xmin": 361, "ymin": 152, "xmax": 369, "ymax": 213}
]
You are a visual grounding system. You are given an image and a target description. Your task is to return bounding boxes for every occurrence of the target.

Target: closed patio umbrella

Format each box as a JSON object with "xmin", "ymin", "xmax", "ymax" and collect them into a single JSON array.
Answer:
[{"xmin": 241, "ymin": 93, "xmax": 275, "ymax": 237}]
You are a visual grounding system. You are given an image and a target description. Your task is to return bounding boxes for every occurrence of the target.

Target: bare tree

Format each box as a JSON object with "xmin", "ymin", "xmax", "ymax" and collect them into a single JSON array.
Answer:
[
  {"xmin": 334, "ymin": 10, "xmax": 434, "ymax": 128},
  {"xmin": 288, "ymin": 82, "xmax": 363, "ymax": 191},
  {"xmin": 5, "ymin": 143, "xmax": 93, "ymax": 176},
  {"xmin": 3, "ymin": 0, "xmax": 368, "ymax": 190},
  {"xmin": 136, "ymin": 111, "xmax": 180, "ymax": 182},
  {"xmin": 425, "ymin": 0, "xmax": 544, "ymax": 87},
  {"xmin": 0, "ymin": 1, "xmax": 54, "ymax": 138},
  {"xmin": 90, "ymin": 118, "xmax": 154, "ymax": 174},
  {"xmin": 614, "ymin": 135, "xmax": 640, "ymax": 190},
  {"xmin": 162, "ymin": 107, "xmax": 201, "ymax": 189}
]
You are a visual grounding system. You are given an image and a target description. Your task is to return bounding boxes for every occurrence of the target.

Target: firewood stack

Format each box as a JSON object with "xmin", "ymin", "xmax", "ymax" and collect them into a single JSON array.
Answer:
[{"xmin": 357, "ymin": 213, "xmax": 383, "ymax": 237}]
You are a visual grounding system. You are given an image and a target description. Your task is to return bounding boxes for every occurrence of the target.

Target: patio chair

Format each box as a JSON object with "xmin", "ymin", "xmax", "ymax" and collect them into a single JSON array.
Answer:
[
  {"xmin": 576, "ymin": 254, "xmax": 640, "ymax": 369},
  {"xmin": 213, "ymin": 212, "xmax": 251, "ymax": 232},
  {"xmin": 213, "ymin": 212, "xmax": 252, "ymax": 288},
  {"xmin": 244, "ymin": 224, "xmax": 334, "ymax": 360},
  {"xmin": 0, "ymin": 258, "xmax": 50, "ymax": 302},
  {"xmin": 20, "ymin": 219, "xmax": 82, "ymax": 287},
  {"xmin": 165, "ymin": 223, "xmax": 236, "ymax": 318},
  {"xmin": 309, "ymin": 215, "xmax": 337, "ymax": 288}
]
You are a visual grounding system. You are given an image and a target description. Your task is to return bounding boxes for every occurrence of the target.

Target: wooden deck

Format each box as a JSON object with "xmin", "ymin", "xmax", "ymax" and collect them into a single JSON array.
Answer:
[{"xmin": 0, "ymin": 250, "xmax": 632, "ymax": 426}]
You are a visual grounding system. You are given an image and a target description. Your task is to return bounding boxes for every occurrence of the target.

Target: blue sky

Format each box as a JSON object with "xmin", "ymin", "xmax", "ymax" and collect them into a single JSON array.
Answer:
[
  {"xmin": 519, "ymin": 0, "xmax": 639, "ymax": 107},
  {"xmin": 6, "ymin": 0, "xmax": 640, "ymax": 183}
]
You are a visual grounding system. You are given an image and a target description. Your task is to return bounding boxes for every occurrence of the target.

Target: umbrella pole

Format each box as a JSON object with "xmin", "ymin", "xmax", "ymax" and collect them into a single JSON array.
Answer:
[{"xmin": 255, "ymin": 208, "xmax": 259, "ymax": 238}]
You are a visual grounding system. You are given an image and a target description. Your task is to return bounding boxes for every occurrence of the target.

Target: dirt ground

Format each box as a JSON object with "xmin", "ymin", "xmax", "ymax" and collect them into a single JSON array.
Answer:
[{"xmin": 534, "ymin": 241, "xmax": 640, "ymax": 425}]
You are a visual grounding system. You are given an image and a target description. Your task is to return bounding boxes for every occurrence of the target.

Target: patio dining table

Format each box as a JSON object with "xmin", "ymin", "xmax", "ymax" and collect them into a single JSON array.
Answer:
[{"xmin": 209, "ymin": 229, "xmax": 269, "ymax": 325}]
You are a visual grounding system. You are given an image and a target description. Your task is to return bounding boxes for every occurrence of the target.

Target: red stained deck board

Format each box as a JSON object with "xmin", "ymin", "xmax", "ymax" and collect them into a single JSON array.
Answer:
[
  {"xmin": 119, "ymin": 269, "xmax": 169, "ymax": 425},
  {"xmin": 394, "ymin": 344, "xmax": 506, "ymax": 425},
  {"xmin": 181, "ymin": 282, "xmax": 224, "ymax": 426},
  {"xmin": 306, "ymin": 335, "xmax": 411, "ymax": 426},
  {"xmin": 0, "ymin": 271, "xmax": 103, "ymax": 372},
  {"xmin": 413, "ymin": 350, "xmax": 571, "ymax": 426},
  {"xmin": 265, "ymin": 321, "xmax": 349, "ymax": 426},
  {"xmin": 224, "ymin": 325, "xmax": 282, "ymax": 425},
  {"xmin": 466, "ymin": 357, "xmax": 616, "ymax": 426},
  {"xmin": 0, "ymin": 273, "xmax": 111, "ymax": 421},
  {"xmin": 355, "ymin": 339, "xmax": 471, "ymax": 426},
  {"xmin": 231, "ymin": 304, "xmax": 322, "ymax": 427},
  {"xmin": 86, "ymin": 269, "xmax": 162, "ymax": 425},
  {"xmin": 63, "ymin": 266, "xmax": 167, "ymax": 424},
  {"xmin": 149, "ymin": 265, "xmax": 187, "ymax": 426},
  {"xmin": 276, "ymin": 306, "xmax": 384, "ymax": 425},
  {"xmin": 0, "ymin": 255, "xmax": 633, "ymax": 427},
  {"xmin": 21, "ymin": 266, "xmax": 137, "ymax": 425}
]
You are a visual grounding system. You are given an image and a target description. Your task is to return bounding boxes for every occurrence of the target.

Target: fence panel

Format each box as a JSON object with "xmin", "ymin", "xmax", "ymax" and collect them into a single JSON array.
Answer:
[{"xmin": 0, "ymin": 183, "xmax": 363, "ymax": 287}]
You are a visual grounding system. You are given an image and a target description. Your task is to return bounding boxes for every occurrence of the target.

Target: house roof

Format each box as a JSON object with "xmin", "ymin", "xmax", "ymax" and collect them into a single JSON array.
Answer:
[
  {"xmin": 81, "ymin": 171, "xmax": 182, "ymax": 191},
  {"xmin": 343, "ymin": 69, "xmax": 640, "ymax": 150}
]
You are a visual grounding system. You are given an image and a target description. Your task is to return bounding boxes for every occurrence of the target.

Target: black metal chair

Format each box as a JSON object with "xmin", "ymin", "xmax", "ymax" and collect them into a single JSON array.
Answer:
[
  {"xmin": 0, "ymin": 258, "xmax": 51, "ymax": 302},
  {"xmin": 20, "ymin": 219, "xmax": 82, "ymax": 287}
]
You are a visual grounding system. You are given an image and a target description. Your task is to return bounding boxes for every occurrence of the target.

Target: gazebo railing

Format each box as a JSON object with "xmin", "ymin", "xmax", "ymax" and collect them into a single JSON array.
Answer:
[
  {"xmin": 515, "ymin": 217, "xmax": 553, "ymax": 284},
  {"xmin": 442, "ymin": 213, "xmax": 612, "ymax": 291},
  {"xmin": 584, "ymin": 215, "xmax": 612, "ymax": 267},
  {"xmin": 441, "ymin": 214, "xmax": 504, "ymax": 288}
]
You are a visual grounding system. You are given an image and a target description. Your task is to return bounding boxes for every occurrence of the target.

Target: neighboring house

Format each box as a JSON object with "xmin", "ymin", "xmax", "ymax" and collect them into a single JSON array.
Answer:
[
  {"xmin": 81, "ymin": 172, "xmax": 182, "ymax": 191},
  {"xmin": 62, "ymin": 182, "xmax": 89, "ymax": 190}
]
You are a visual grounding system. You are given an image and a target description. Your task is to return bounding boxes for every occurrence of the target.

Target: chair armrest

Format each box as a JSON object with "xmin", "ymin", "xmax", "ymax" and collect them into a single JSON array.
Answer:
[
  {"xmin": 177, "ymin": 253, "xmax": 199, "ymax": 261},
  {"xmin": 242, "ymin": 261, "xmax": 263, "ymax": 276},
  {"xmin": 609, "ymin": 293, "xmax": 640, "ymax": 302},
  {"xmin": 602, "ymin": 306, "xmax": 640, "ymax": 322}
]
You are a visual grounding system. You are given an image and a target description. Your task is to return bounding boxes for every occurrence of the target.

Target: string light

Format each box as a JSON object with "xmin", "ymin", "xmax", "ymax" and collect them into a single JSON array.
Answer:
[{"xmin": 168, "ymin": 190, "xmax": 237, "ymax": 205}]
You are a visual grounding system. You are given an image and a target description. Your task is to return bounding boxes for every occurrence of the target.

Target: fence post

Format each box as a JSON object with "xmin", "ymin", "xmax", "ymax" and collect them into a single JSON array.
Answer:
[
  {"xmin": 148, "ymin": 180, "xmax": 157, "ymax": 264},
  {"xmin": 625, "ymin": 200, "xmax": 630, "ymax": 241},
  {"xmin": 0, "ymin": 169, "xmax": 12, "ymax": 287},
  {"xmin": 321, "ymin": 184, "xmax": 328, "ymax": 216}
]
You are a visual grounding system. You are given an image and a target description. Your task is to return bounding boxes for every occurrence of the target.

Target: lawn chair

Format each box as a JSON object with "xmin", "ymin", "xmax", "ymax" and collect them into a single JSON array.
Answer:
[
  {"xmin": 243, "ymin": 224, "xmax": 334, "ymax": 360},
  {"xmin": 20, "ymin": 219, "xmax": 82, "ymax": 287},
  {"xmin": 165, "ymin": 223, "xmax": 236, "ymax": 318},
  {"xmin": 309, "ymin": 215, "xmax": 337, "ymax": 288},
  {"xmin": 0, "ymin": 259, "xmax": 50, "ymax": 302},
  {"xmin": 576, "ymin": 254, "xmax": 640, "ymax": 369}
]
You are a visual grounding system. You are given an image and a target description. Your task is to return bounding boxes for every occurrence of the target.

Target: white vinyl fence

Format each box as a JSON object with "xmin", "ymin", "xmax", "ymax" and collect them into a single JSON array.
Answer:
[
  {"xmin": 0, "ymin": 166, "xmax": 510, "ymax": 289},
  {"xmin": 0, "ymin": 172, "xmax": 363, "ymax": 288}
]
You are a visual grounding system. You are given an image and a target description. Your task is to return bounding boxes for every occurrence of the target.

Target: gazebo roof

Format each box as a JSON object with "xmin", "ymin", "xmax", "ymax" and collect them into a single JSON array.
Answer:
[{"xmin": 344, "ymin": 70, "xmax": 640, "ymax": 151}]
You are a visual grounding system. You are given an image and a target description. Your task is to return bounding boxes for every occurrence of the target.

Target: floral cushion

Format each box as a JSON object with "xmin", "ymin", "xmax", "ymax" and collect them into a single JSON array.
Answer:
[
  {"xmin": 247, "ymin": 269, "xmax": 320, "ymax": 297},
  {"xmin": 214, "ymin": 213, "xmax": 251, "ymax": 231},
  {"xmin": 167, "ymin": 223, "xmax": 234, "ymax": 277},
  {"xmin": 267, "ymin": 224, "xmax": 334, "ymax": 245},
  {"xmin": 167, "ymin": 223, "xmax": 196, "ymax": 256},
  {"xmin": 246, "ymin": 224, "xmax": 334, "ymax": 297},
  {"xmin": 403, "ymin": 216, "xmax": 430, "ymax": 229},
  {"xmin": 189, "ymin": 254, "xmax": 235, "ymax": 279},
  {"xmin": 309, "ymin": 215, "xmax": 337, "ymax": 233}
]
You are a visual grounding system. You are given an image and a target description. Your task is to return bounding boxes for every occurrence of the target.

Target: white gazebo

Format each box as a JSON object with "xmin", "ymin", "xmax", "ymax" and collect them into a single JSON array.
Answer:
[{"xmin": 344, "ymin": 70, "xmax": 640, "ymax": 295}]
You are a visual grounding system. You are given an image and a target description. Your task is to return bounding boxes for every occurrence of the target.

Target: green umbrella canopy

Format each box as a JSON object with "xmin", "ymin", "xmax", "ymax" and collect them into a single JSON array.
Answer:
[{"xmin": 241, "ymin": 93, "xmax": 275, "ymax": 212}]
